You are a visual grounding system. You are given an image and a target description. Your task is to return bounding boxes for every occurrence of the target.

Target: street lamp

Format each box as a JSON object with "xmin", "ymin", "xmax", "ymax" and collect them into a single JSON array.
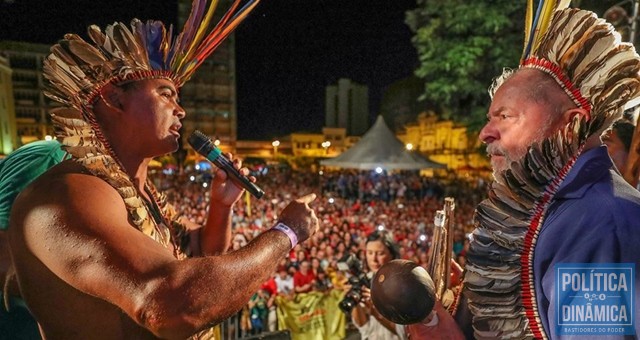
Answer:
[
  {"xmin": 321, "ymin": 141, "xmax": 331, "ymax": 155},
  {"xmin": 406, "ymin": 143, "xmax": 414, "ymax": 151},
  {"xmin": 272, "ymin": 140, "xmax": 280, "ymax": 158}
]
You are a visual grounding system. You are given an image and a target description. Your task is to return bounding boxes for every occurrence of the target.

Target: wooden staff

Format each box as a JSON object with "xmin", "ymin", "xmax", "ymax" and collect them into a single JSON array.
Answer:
[{"xmin": 426, "ymin": 197, "xmax": 456, "ymax": 301}]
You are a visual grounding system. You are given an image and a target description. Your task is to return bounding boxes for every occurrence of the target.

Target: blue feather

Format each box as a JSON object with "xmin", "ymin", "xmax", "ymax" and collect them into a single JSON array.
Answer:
[{"xmin": 523, "ymin": 0, "xmax": 545, "ymax": 59}]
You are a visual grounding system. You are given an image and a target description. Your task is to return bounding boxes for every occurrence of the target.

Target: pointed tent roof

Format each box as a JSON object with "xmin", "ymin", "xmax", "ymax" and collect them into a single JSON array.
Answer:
[{"xmin": 321, "ymin": 116, "xmax": 445, "ymax": 170}]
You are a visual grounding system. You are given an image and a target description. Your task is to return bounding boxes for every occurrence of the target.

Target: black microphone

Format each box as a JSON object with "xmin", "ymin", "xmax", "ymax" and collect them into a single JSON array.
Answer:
[{"xmin": 188, "ymin": 130, "xmax": 265, "ymax": 199}]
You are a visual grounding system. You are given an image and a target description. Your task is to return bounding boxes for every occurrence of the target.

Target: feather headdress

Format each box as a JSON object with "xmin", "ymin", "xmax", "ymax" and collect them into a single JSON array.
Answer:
[
  {"xmin": 42, "ymin": 0, "xmax": 260, "ymax": 252},
  {"xmin": 492, "ymin": 0, "xmax": 640, "ymax": 138},
  {"xmin": 43, "ymin": 0, "xmax": 260, "ymax": 109}
]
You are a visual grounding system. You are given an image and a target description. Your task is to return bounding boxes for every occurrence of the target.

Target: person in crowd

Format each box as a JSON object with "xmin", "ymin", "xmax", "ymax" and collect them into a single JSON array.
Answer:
[
  {"xmin": 350, "ymin": 231, "xmax": 405, "ymax": 340},
  {"xmin": 291, "ymin": 248, "xmax": 307, "ymax": 270},
  {"xmin": 310, "ymin": 257, "xmax": 322, "ymax": 277},
  {"xmin": 293, "ymin": 260, "xmax": 316, "ymax": 294},
  {"xmin": 259, "ymin": 275, "xmax": 278, "ymax": 332},
  {"xmin": 7, "ymin": 1, "xmax": 319, "ymax": 338},
  {"xmin": 313, "ymin": 268, "xmax": 333, "ymax": 293},
  {"xmin": 0, "ymin": 140, "xmax": 67, "ymax": 339},
  {"xmin": 335, "ymin": 241, "xmax": 347, "ymax": 260},
  {"xmin": 316, "ymin": 249, "xmax": 330, "ymax": 270},
  {"xmin": 274, "ymin": 266, "xmax": 294, "ymax": 296},
  {"xmin": 248, "ymin": 288, "xmax": 271, "ymax": 335},
  {"xmin": 603, "ymin": 119, "xmax": 635, "ymax": 172},
  {"xmin": 231, "ymin": 232, "xmax": 249, "ymax": 251}
]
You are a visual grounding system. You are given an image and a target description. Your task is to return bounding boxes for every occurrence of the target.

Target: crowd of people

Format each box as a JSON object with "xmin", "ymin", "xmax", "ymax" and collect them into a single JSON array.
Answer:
[{"xmin": 154, "ymin": 165, "xmax": 486, "ymax": 337}]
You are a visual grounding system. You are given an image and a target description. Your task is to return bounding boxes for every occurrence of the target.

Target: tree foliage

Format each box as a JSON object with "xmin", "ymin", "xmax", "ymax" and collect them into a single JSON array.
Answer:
[{"xmin": 406, "ymin": 0, "xmax": 526, "ymax": 129}]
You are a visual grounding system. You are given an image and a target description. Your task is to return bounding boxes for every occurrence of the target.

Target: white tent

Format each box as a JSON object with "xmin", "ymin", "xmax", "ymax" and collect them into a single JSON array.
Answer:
[{"xmin": 321, "ymin": 116, "xmax": 445, "ymax": 170}]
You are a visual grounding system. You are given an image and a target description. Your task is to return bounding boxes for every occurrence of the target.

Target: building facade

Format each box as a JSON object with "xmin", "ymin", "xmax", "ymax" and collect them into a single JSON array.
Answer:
[
  {"xmin": 398, "ymin": 112, "xmax": 489, "ymax": 171},
  {"xmin": 0, "ymin": 55, "xmax": 17, "ymax": 154},
  {"xmin": 325, "ymin": 78, "xmax": 369, "ymax": 136},
  {"xmin": 0, "ymin": 41, "xmax": 52, "ymax": 149}
]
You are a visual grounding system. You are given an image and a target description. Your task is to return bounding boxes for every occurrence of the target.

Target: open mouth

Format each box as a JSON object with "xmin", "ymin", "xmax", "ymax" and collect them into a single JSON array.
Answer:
[{"xmin": 169, "ymin": 125, "xmax": 182, "ymax": 137}]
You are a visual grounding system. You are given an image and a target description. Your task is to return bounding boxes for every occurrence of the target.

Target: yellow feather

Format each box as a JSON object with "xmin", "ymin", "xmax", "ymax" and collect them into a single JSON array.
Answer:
[
  {"xmin": 533, "ymin": 0, "xmax": 571, "ymax": 53},
  {"xmin": 523, "ymin": 0, "xmax": 534, "ymax": 58},
  {"xmin": 532, "ymin": 0, "xmax": 558, "ymax": 53}
]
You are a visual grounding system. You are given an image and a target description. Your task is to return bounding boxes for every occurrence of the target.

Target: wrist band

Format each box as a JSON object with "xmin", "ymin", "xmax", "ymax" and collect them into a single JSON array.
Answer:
[{"xmin": 272, "ymin": 222, "xmax": 298, "ymax": 249}]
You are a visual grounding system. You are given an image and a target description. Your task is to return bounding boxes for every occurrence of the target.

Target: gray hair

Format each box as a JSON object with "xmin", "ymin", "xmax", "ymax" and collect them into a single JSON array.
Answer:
[{"xmin": 488, "ymin": 68, "xmax": 515, "ymax": 99}]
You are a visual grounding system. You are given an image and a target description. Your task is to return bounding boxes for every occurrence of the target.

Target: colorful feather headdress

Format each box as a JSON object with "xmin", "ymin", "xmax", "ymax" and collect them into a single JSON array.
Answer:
[
  {"xmin": 43, "ymin": 0, "xmax": 260, "ymax": 109},
  {"xmin": 40, "ymin": 0, "xmax": 260, "ymax": 251},
  {"xmin": 491, "ymin": 0, "xmax": 640, "ymax": 138}
]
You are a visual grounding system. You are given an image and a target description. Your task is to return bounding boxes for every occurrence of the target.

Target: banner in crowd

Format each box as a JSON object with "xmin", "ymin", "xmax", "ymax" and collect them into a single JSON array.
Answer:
[{"xmin": 276, "ymin": 290, "xmax": 346, "ymax": 340}]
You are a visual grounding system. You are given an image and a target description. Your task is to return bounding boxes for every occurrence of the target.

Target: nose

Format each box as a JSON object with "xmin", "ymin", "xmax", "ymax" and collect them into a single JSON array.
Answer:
[
  {"xmin": 479, "ymin": 119, "xmax": 498, "ymax": 144},
  {"xmin": 175, "ymin": 102, "xmax": 186, "ymax": 119}
]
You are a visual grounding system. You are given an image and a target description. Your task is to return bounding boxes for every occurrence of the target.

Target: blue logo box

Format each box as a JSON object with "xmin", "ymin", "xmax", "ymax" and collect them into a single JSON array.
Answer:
[{"xmin": 555, "ymin": 263, "xmax": 635, "ymax": 335}]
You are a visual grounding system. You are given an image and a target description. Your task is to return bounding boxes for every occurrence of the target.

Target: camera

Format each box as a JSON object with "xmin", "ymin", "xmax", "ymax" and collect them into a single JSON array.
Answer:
[{"xmin": 337, "ymin": 254, "xmax": 371, "ymax": 314}]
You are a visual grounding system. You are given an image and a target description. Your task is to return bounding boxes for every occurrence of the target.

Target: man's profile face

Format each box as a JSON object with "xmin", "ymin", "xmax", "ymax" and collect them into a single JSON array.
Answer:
[
  {"xmin": 107, "ymin": 78, "xmax": 186, "ymax": 158},
  {"xmin": 479, "ymin": 70, "xmax": 562, "ymax": 174}
]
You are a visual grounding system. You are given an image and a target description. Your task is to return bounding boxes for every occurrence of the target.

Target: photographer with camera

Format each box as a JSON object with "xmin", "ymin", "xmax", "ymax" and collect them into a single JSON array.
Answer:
[{"xmin": 340, "ymin": 230, "xmax": 405, "ymax": 340}]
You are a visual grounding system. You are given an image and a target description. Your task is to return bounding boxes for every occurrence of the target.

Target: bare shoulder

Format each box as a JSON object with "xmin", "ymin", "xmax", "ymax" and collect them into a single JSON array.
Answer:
[
  {"xmin": 10, "ymin": 160, "xmax": 128, "ymax": 237},
  {"xmin": 8, "ymin": 161, "xmax": 134, "ymax": 259}
]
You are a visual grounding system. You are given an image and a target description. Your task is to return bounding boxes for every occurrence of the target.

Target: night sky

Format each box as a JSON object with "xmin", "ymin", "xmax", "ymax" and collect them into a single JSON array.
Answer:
[{"xmin": 0, "ymin": 0, "xmax": 419, "ymax": 140}]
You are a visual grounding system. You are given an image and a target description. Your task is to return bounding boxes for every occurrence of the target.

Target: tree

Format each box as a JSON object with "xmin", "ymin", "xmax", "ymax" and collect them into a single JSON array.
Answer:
[{"xmin": 406, "ymin": 0, "xmax": 526, "ymax": 130}]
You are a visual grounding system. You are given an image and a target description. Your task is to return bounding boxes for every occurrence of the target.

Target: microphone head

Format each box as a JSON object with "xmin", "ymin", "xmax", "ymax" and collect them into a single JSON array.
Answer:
[{"xmin": 188, "ymin": 130, "xmax": 213, "ymax": 155}]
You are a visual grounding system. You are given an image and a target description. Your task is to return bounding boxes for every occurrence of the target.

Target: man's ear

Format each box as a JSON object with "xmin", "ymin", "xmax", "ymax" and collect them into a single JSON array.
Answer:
[
  {"xmin": 98, "ymin": 84, "xmax": 125, "ymax": 112},
  {"xmin": 561, "ymin": 107, "xmax": 590, "ymax": 125}
]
